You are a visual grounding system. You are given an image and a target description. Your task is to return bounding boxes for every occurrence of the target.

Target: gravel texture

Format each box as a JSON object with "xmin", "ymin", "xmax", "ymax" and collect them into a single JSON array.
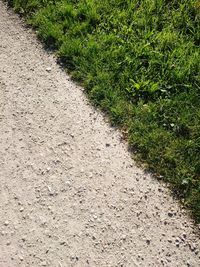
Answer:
[{"xmin": 0, "ymin": 2, "xmax": 200, "ymax": 266}]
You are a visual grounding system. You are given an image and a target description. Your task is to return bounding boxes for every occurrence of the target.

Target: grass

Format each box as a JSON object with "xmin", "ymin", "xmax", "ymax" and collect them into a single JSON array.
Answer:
[{"xmin": 6, "ymin": 0, "xmax": 200, "ymax": 222}]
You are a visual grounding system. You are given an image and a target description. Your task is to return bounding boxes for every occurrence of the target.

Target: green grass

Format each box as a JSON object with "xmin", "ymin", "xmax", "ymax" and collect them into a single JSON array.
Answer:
[{"xmin": 7, "ymin": 0, "xmax": 200, "ymax": 221}]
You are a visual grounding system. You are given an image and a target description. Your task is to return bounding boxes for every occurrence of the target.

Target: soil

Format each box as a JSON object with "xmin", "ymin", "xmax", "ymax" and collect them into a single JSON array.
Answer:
[{"xmin": 0, "ymin": 1, "xmax": 199, "ymax": 266}]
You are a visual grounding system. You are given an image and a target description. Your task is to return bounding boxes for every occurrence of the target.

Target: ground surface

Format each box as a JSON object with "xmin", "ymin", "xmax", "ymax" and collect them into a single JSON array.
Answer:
[{"xmin": 0, "ymin": 2, "xmax": 200, "ymax": 267}]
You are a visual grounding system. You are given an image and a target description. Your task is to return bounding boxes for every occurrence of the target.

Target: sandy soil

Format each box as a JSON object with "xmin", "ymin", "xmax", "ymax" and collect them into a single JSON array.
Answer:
[{"xmin": 0, "ymin": 1, "xmax": 200, "ymax": 266}]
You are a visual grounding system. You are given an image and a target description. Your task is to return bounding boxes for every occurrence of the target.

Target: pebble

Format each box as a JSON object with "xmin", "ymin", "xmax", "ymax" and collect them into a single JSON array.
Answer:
[
  {"xmin": 189, "ymin": 243, "xmax": 197, "ymax": 252},
  {"xmin": 168, "ymin": 212, "xmax": 173, "ymax": 217},
  {"xmin": 182, "ymin": 233, "xmax": 187, "ymax": 240},
  {"xmin": 65, "ymin": 181, "xmax": 71, "ymax": 186},
  {"xmin": 41, "ymin": 261, "xmax": 47, "ymax": 266},
  {"xmin": 48, "ymin": 186, "xmax": 54, "ymax": 196},
  {"xmin": 4, "ymin": 221, "xmax": 9, "ymax": 226},
  {"xmin": 175, "ymin": 238, "xmax": 181, "ymax": 243},
  {"xmin": 20, "ymin": 207, "xmax": 24, "ymax": 212},
  {"xmin": 46, "ymin": 67, "xmax": 51, "ymax": 72},
  {"xmin": 146, "ymin": 239, "xmax": 151, "ymax": 245},
  {"xmin": 1, "ymin": 231, "xmax": 5, "ymax": 236},
  {"xmin": 121, "ymin": 235, "xmax": 126, "ymax": 240},
  {"xmin": 44, "ymin": 230, "xmax": 51, "ymax": 237},
  {"xmin": 49, "ymin": 191, "xmax": 54, "ymax": 196},
  {"xmin": 19, "ymin": 255, "xmax": 24, "ymax": 261}
]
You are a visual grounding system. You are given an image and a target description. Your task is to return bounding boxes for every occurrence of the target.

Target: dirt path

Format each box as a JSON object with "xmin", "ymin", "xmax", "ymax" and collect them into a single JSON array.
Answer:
[{"xmin": 0, "ymin": 2, "xmax": 199, "ymax": 267}]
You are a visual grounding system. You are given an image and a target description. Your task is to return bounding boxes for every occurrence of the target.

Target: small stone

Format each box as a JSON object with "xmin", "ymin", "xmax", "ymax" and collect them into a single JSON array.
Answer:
[
  {"xmin": 20, "ymin": 207, "xmax": 24, "ymax": 212},
  {"xmin": 190, "ymin": 243, "xmax": 197, "ymax": 252},
  {"xmin": 88, "ymin": 173, "xmax": 93, "ymax": 179},
  {"xmin": 46, "ymin": 67, "xmax": 51, "ymax": 72},
  {"xmin": 6, "ymin": 241, "xmax": 11, "ymax": 246},
  {"xmin": 19, "ymin": 255, "xmax": 24, "ymax": 261},
  {"xmin": 41, "ymin": 261, "xmax": 47, "ymax": 266},
  {"xmin": 97, "ymin": 218, "xmax": 101, "ymax": 223},
  {"xmin": 48, "ymin": 186, "xmax": 54, "ymax": 196},
  {"xmin": 168, "ymin": 212, "xmax": 173, "ymax": 217},
  {"xmin": 182, "ymin": 233, "xmax": 187, "ymax": 239},
  {"xmin": 4, "ymin": 221, "xmax": 9, "ymax": 226},
  {"xmin": 60, "ymin": 241, "xmax": 67, "ymax": 246},
  {"xmin": 146, "ymin": 239, "xmax": 151, "ymax": 245},
  {"xmin": 44, "ymin": 230, "xmax": 51, "ymax": 237},
  {"xmin": 65, "ymin": 181, "xmax": 71, "ymax": 186},
  {"xmin": 121, "ymin": 235, "xmax": 126, "ymax": 240}
]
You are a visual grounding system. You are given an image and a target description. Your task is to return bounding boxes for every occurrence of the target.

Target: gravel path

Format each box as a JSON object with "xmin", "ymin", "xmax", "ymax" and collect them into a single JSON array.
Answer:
[{"xmin": 0, "ymin": 2, "xmax": 199, "ymax": 266}]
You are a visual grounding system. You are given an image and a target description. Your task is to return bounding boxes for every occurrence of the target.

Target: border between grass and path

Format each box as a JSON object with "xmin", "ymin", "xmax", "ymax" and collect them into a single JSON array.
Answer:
[{"xmin": 2, "ymin": 0, "xmax": 200, "ymax": 225}]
